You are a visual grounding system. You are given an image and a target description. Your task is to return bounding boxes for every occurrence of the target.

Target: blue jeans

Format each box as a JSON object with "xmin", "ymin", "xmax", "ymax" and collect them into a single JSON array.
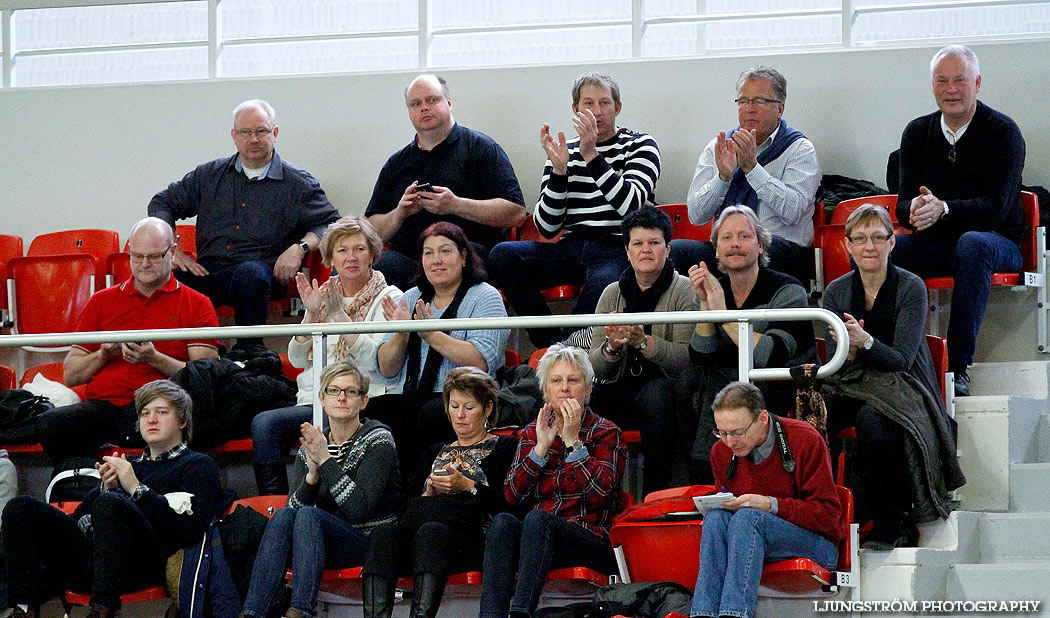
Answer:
[
  {"xmin": 241, "ymin": 506, "xmax": 370, "ymax": 618},
  {"xmin": 251, "ymin": 404, "xmax": 312, "ymax": 462},
  {"xmin": 690, "ymin": 508, "xmax": 837, "ymax": 618},
  {"xmin": 480, "ymin": 510, "xmax": 617, "ymax": 618},
  {"xmin": 488, "ymin": 238, "xmax": 629, "ymax": 348},
  {"xmin": 669, "ymin": 237, "xmax": 813, "ymax": 285},
  {"xmin": 892, "ymin": 231, "xmax": 1022, "ymax": 368},
  {"xmin": 175, "ymin": 259, "xmax": 283, "ymax": 346}
]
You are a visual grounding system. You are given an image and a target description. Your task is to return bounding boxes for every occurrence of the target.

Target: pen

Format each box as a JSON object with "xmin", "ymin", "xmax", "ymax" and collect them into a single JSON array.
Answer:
[{"xmin": 721, "ymin": 485, "xmax": 727, "ymax": 493}]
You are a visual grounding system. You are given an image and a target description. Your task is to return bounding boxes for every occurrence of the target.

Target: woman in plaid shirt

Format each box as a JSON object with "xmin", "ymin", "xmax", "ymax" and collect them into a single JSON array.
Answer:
[{"xmin": 479, "ymin": 344, "xmax": 627, "ymax": 618}]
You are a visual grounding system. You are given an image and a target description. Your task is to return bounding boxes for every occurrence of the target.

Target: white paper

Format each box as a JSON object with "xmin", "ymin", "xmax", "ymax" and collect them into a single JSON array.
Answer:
[
  {"xmin": 164, "ymin": 491, "xmax": 195, "ymax": 514},
  {"xmin": 692, "ymin": 492, "xmax": 735, "ymax": 515}
]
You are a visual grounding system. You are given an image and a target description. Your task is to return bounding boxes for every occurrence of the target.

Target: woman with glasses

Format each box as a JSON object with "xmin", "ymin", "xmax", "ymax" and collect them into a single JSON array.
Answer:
[
  {"xmin": 821, "ymin": 205, "xmax": 964, "ymax": 550},
  {"xmin": 239, "ymin": 360, "xmax": 402, "ymax": 618},
  {"xmin": 250, "ymin": 215, "xmax": 402, "ymax": 495},
  {"xmin": 360, "ymin": 367, "xmax": 520, "ymax": 618}
]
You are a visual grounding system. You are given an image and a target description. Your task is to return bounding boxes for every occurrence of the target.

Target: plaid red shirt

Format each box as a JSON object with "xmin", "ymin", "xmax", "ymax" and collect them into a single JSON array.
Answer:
[{"xmin": 504, "ymin": 408, "xmax": 626, "ymax": 539}]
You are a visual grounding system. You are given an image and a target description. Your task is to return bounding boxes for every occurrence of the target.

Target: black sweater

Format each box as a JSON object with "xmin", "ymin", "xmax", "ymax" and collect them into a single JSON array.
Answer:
[{"xmin": 896, "ymin": 100, "xmax": 1026, "ymax": 243}]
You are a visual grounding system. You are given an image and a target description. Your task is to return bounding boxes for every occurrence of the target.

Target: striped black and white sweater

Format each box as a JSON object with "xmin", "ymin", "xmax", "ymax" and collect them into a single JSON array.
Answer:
[
  {"xmin": 533, "ymin": 127, "xmax": 661, "ymax": 243},
  {"xmin": 289, "ymin": 417, "xmax": 402, "ymax": 533}
]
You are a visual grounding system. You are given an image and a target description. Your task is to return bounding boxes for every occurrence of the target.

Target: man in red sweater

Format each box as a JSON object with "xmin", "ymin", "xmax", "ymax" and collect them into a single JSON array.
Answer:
[{"xmin": 690, "ymin": 382, "xmax": 843, "ymax": 618}]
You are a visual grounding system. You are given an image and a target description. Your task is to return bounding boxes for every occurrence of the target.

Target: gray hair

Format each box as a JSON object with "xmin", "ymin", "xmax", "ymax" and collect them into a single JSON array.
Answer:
[
  {"xmin": 736, "ymin": 66, "xmax": 787, "ymax": 103},
  {"xmin": 536, "ymin": 344, "xmax": 594, "ymax": 404},
  {"xmin": 319, "ymin": 215, "xmax": 383, "ymax": 268},
  {"xmin": 128, "ymin": 216, "xmax": 175, "ymax": 247},
  {"xmin": 844, "ymin": 204, "xmax": 894, "ymax": 239},
  {"xmin": 930, "ymin": 44, "xmax": 980, "ymax": 77},
  {"xmin": 135, "ymin": 380, "xmax": 193, "ymax": 442},
  {"xmin": 712, "ymin": 381, "xmax": 766, "ymax": 420},
  {"xmin": 404, "ymin": 74, "xmax": 450, "ymax": 101},
  {"xmin": 233, "ymin": 99, "xmax": 276, "ymax": 127},
  {"xmin": 711, "ymin": 205, "xmax": 772, "ymax": 270},
  {"xmin": 572, "ymin": 71, "xmax": 621, "ymax": 107}
]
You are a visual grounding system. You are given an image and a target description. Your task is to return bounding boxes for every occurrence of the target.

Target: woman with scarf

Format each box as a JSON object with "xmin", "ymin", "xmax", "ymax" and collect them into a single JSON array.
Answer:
[
  {"xmin": 375, "ymin": 222, "xmax": 510, "ymax": 478},
  {"xmin": 821, "ymin": 205, "xmax": 964, "ymax": 550},
  {"xmin": 250, "ymin": 215, "xmax": 402, "ymax": 495},
  {"xmin": 587, "ymin": 206, "xmax": 693, "ymax": 494}
]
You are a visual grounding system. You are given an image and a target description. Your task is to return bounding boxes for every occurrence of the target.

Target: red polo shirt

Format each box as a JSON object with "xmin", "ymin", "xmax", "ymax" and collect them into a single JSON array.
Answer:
[{"xmin": 72, "ymin": 275, "xmax": 219, "ymax": 406}]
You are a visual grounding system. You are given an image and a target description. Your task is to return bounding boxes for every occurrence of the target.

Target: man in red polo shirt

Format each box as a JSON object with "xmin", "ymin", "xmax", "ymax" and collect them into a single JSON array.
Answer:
[{"xmin": 36, "ymin": 217, "xmax": 220, "ymax": 466}]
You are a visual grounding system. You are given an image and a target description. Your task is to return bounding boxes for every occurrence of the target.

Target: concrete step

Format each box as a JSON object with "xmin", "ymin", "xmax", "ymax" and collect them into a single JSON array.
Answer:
[
  {"xmin": 978, "ymin": 513, "xmax": 1050, "ymax": 563},
  {"xmin": 1010, "ymin": 463, "xmax": 1050, "ymax": 512},
  {"xmin": 968, "ymin": 360, "xmax": 1049, "ymax": 398},
  {"xmin": 1039, "ymin": 413, "xmax": 1050, "ymax": 463},
  {"xmin": 946, "ymin": 564, "xmax": 1050, "ymax": 612}
]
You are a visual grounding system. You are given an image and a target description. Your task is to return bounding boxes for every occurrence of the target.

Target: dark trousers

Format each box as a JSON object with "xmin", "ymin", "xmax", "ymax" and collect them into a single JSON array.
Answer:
[
  {"xmin": 489, "ymin": 238, "xmax": 630, "ymax": 348},
  {"xmin": 590, "ymin": 377, "xmax": 676, "ymax": 494},
  {"xmin": 36, "ymin": 400, "xmax": 142, "ymax": 466},
  {"xmin": 175, "ymin": 259, "xmax": 284, "ymax": 347},
  {"xmin": 825, "ymin": 395, "xmax": 910, "ymax": 533},
  {"xmin": 480, "ymin": 511, "xmax": 617, "ymax": 618},
  {"xmin": 669, "ymin": 236, "xmax": 814, "ymax": 286},
  {"xmin": 375, "ymin": 243, "xmax": 492, "ymax": 292},
  {"xmin": 891, "ymin": 231, "xmax": 1022, "ymax": 369},
  {"xmin": 2, "ymin": 493, "xmax": 167, "ymax": 610},
  {"xmin": 363, "ymin": 519, "xmax": 484, "ymax": 579}
]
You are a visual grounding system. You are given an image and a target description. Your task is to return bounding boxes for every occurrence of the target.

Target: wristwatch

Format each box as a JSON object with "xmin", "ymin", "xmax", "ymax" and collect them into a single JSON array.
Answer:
[
  {"xmin": 567, "ymin": 440, "xmax": 585, "ymax": 454},
  {"xmin": 941, "ymin": 202, "xmax": 950, "ymax": 220},
  {"xmin": 298, "ymin": 241, "xmax": 311, "ymax": 254},
  {"xmin": 637, "ymin": 336, "xmax": 648, "ymax": 351},
  {"xmin": 469, "ymin": 485, "xmax": 478, "ymax": 496},
  {"xmin": 862, "ymin": 335, "xmax": 874, "ymax": 351},
  {"xmin": 603, "ymin": 337, "xmax": 623, "ymax": 357}
]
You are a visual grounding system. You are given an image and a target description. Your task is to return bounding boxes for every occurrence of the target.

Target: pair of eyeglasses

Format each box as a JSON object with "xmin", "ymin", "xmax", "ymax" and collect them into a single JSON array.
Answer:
[
  {"xmin": 734, "ymin": 97, "xmax": 782, "ymax": 108},
  {"xmin": 847, "ymin": 233, "xmax": 892, "ymax": 246},
  {"xmin": 234, "ymin": 127, "xmax": 274, "ymax": 139},
  {"xmin": 324, "ymin": 386, "xmax": 363, "ymax": 398},
  {"xmin": 129, "ymin": 246, "xmax": 172, "ymax": 263},
  {"xmin": 712, "ymin": 416, "xmax": 757, "ymax": 440}
]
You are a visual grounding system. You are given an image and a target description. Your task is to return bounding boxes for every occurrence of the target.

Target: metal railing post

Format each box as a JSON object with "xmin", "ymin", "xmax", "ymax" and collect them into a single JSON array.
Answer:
[
  {"xmin": 311, "ymin": 333, "xmax": 325, "ymax": 427},
  {"xmin": 736, "ymin": 321, "xmax": 754, "ymax": 382}
]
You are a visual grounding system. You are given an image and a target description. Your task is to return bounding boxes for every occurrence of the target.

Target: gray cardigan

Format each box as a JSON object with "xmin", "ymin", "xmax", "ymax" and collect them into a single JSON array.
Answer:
[
  {"xmin": 588, "ymin": 272, "xmax": 695, "ymax": 381},
  {"xmin": 821, "ymin": 265, "xmax": 942, "ymax": 403}
]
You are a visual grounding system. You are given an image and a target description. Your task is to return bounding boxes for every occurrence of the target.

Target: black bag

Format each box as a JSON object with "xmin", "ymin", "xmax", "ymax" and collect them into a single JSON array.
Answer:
[
  {"xmin": 46, "ymin": 456, "xmax": 101, "ymax": 503},
  {"xmin": 399, "ymin": 492, "xmax": 483, "ymax": 536},
  {"xmin": 219, "ymin": 504, "xmax": 271, "ymax": 602},
  {"xmin": 534, "ymin": 601, "xmax": 626, "ymax": 618},
  {"xmin": 0, "ymin": 389, "xmax": 54, "ymax": 444},
  {"xmin": 494, "ymin": 364, "xmax": 543, "ymax": 429}
]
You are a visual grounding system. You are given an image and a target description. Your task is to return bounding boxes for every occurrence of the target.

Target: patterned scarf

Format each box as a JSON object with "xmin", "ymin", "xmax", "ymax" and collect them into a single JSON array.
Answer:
[{"xmin": 315, "ymin": 268, "xmax": 389, "ymax": 362}]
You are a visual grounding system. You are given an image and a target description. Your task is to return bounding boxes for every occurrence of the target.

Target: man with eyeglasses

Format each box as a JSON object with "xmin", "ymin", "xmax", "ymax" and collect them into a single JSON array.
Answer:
[
  {"xmin": 892, "ymin": 45, "xmax": 1025, "ymax": 397},
  {"xmin": 148, "ymin": 99, "xmax": 338, "ymax": 349},
  {"xmin": 670, "ymin": 66, "xmax": 820, "ymax": 286},
  {"xmin": 673, "ymin": 206, "xmax": 817, "ymax": 485},
  {"xmin": 366, "ymin": 74, "xmax": 526, "ymax": 290},
  {"xmin": 689, "ymin": 381, "xmax": 842, "ymax": 618},
  {"xmin": 35, "ymin": 217, "xmax": 219, "ymax": 468}
]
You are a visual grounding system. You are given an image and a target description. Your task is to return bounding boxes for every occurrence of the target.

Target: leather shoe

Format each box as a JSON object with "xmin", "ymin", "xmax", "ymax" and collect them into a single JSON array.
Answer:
[{"xmin": 953, "ymin": 370, "xmax": 971, "ymax": 397}]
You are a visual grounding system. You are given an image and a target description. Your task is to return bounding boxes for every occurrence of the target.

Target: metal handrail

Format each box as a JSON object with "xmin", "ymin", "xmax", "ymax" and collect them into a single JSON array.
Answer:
[{"xmin": 0, "ymin": 308, "xmax": 848, "ymax": 381}]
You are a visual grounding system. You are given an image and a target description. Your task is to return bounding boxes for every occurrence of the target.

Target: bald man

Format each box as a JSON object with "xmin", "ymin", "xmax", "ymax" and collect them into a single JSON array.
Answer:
[{"xmin": 366, "ymin": 74, "xmax": 526, "ymax": 289}]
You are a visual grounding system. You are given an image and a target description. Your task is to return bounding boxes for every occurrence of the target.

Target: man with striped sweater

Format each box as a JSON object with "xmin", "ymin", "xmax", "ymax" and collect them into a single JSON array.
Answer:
[{"xmin": 489, "ymin": 72, "xmax": 662, "ymax": 348}]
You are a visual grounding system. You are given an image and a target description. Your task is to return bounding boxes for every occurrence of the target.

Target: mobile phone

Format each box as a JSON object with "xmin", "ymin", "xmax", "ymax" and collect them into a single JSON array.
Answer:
[
  {"xmin": 416, "ymin": 182, "xmax": 434, "ymax": 193},
  {"xmin": 432, "ymin": 468, "xmax": 451, "ymax": 476}
]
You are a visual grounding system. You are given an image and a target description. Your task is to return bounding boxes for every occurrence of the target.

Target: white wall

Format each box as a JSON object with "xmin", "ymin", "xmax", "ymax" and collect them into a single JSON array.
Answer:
[{"xmin": 2, "ymin": 40, "xmax": 1048, "ymax": 244}]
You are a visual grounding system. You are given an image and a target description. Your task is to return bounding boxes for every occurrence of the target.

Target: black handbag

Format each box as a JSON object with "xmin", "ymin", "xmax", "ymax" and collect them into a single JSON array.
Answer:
[{"xmin": 400, "ymin": 492, "xmax": 483, "ymax": 535}]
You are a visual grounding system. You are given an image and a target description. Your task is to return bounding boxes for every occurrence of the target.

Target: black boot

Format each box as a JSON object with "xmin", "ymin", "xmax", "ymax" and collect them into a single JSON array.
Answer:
[
  {"xmin": 253, "ymin": 460, "xmax": 289, "ymax": 496},
  {"xmin": 362, "ymin": 574, "xmax": 397, "ymax": 618},
  {"xmin": 409, "ymin": 571, "xmax": 447, "ymax": 618}
]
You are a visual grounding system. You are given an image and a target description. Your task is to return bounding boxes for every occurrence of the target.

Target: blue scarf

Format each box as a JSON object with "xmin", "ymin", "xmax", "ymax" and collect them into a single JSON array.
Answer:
[{"xmin": 721, "ymin": 119, "xmax": 806, "ymax": 215}]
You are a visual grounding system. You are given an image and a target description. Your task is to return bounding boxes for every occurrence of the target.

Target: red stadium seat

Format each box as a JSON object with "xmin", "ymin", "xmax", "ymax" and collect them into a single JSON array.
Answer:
[
  {"xmin": 105, "ymin": 251, "xmax": 133, "ymax": 288},
  {"xmin": 28, "ymin": 228, "xmax": 119, "ymax": 286},
  {"xmin": 174, "ymin": 224, "xmax": 197, "ymax": 260},
  {"xmin": 658, "ymin": 203, "xmax": 711, "ymax": 242},
  {"xmin": 760, "ymin": 485, "xmax": 855, "ymax": 596},
  {"xmin": 830, "ymin": 194, "xmax": 899, "ymax": 225},
  {"xmin": 7, "ymin": 255, "xmax": 95, "ymax": 354},
  {"xmin": 813, "ymin": 225, "xmax": 851, "ymax": 291},
  {"xmin": 513, "ymin": 215, "xmax": 581, "ymax": 302},
  {"xmin": 21, "ymin": 361, "xmax": 89, "ymax": 400},
  {"xmin": 0, "ymin": 234, "xmax": 24, "ymax": 321},
  {"xmin": 0, "ymin": 364, "xmax": 14, "ymax": 390},
  {"xmin": 527, "ymin": 348, "xmax": 547, "ymax": 370},
  {"xmin": 504, "ymin": 349, "xmax": 522, "ymax": 368}
]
